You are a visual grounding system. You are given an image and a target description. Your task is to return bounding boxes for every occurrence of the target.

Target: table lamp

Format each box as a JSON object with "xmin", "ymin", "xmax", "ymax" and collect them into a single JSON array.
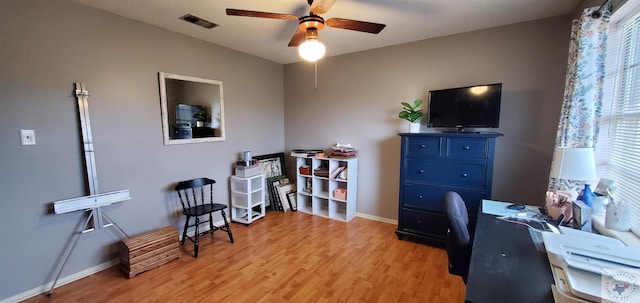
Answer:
[{"xmin": 550, "ymin": 147, "xmax": 597, "ymax": 206}]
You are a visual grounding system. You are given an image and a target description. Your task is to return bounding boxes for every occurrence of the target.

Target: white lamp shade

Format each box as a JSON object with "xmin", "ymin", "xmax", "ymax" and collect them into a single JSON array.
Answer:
[
  {"xmin": 550, "ymin": 147, "xmax": 597, "ymax": 181},
  {"xmin": 298, "ymin": 39, "xmax": 326, "ymax": 62}
]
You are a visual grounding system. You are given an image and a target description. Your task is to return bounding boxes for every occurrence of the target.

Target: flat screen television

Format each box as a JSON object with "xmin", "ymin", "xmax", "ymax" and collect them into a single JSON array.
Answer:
[
  {"xmin": 176, "ymin": 104, "xmax": 203, "ymax": 126},
  {"xmin": 427, "ymin": 83, "xmax": 502, "ymax": 131}
]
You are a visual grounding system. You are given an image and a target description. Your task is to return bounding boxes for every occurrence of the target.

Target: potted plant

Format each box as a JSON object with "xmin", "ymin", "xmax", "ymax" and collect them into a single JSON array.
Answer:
[
  {"xmin": 398, "ymin": 99, "xmax": 423, "ymax": 133},
  {"xmin": 193, "ymin": 108, "xmax": 208, "ymax": 127}
]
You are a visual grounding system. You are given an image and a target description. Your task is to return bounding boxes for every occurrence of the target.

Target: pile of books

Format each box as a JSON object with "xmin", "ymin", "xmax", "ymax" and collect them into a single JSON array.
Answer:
[
  {"xmin": 290, "ymin": 149, "xmax": 323, "ymax": 157},
  {"xmin": 330, "ymin": 143, "xmax": 358, "ymax": 158},
  {"xmin": 313, "ymin": 166, "xmax": 330, "ymax": 177}
]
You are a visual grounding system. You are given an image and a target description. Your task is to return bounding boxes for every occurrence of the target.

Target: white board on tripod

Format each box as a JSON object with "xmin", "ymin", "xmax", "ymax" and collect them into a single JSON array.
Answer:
[{"xmin": 53, "ymin": 189, "xmax": 131, "ymax": 214}]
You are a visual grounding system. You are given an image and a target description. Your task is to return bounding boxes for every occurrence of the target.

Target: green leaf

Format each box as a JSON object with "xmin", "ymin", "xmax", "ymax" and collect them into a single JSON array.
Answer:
[{"xmin": 398, "ymin": 98, "xmax": 424, "ymax": 122}]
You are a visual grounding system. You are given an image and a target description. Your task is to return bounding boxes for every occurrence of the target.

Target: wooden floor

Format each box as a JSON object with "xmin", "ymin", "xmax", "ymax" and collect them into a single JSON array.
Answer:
[{"xmin": 23, "ymin": 211, "xmax": 465, "ymax": 303}]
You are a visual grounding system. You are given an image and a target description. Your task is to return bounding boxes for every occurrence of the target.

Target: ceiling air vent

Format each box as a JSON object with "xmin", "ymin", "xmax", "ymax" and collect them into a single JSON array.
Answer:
[{"xmin": 180, "ymin": 14, "xmax": 219, "ymax": 29}]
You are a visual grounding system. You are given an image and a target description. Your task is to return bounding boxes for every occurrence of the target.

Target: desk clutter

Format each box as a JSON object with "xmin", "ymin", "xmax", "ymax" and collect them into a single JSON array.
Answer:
[
  {"xmin": 544, "ymin": 177, "xmax": 630, "ymax": 233},
  {"xmin": 605, "ymin": 200, "xmax": 632, "ymax": 231},
  {"xmin": 480, "ymin": 200, "xmax": 640, "ymax": 303}
]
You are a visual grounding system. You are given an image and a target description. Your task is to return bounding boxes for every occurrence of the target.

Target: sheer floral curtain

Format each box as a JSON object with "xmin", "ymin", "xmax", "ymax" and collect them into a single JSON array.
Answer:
[{"xmin": 549, "ymin": 7, "xmax": 610, "ymax": 192}]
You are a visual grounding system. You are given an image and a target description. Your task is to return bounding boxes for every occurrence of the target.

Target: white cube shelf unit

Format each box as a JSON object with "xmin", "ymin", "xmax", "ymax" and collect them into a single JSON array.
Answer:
[
  {"xmin": 294, "ymin": 156, "xmax": 358, "ymax": 222},
  {"xmin": 230, "ymin": 174, "xmax": 265, "ymax": 224}
]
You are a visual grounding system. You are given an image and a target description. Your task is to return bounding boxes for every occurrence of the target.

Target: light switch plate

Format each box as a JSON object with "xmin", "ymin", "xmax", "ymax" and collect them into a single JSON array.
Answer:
[{"xmin": 20, "ymin": 129, "xmax": 36, "ymax": 145}]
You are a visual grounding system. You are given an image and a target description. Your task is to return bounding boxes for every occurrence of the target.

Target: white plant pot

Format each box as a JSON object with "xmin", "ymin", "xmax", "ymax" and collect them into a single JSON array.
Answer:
[
  {"xmin": 408, "ymin": 122, "xmax": 421, "ymax": 133},
  {"xmin": 196, "ymin": 121, "xmax": 204, "ymax": 127}
]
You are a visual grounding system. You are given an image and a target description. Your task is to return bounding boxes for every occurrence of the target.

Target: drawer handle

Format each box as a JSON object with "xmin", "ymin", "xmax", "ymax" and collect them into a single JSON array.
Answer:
[
  {"xmin": 418, "ymin": 195, "xmax": 423, "ymax": 199},
  {"xmin": 420, "ymin": 144, "xmax": 426, "ymax": 148},
  {"xmin": 463, "ymin": 146, "xmax": 470, "ymax": 150},
  {"xmin": 418, "ymin": 169, "xmax": 425, "ymax": 174},
  {"xmin": 461, "ymin": 173, "xmax": 468, "ymax": 177}
]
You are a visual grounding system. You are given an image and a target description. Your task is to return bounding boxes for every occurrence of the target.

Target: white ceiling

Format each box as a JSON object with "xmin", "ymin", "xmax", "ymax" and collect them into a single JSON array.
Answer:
[{"xmin": 72, "ymin": 0, "xmax": 582, "ymax": 64}]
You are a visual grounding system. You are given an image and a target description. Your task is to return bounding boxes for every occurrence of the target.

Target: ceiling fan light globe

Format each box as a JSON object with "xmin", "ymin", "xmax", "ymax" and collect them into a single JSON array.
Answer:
[{"xmin": 299, "ymin": 39, "xmax": 326, "ymax": 62}]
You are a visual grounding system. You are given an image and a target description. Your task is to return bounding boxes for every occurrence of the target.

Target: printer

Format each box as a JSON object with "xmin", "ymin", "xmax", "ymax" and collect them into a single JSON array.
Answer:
[{"xmin": 542, "ymin": 226, "xmax": 640, "ymax": 302}]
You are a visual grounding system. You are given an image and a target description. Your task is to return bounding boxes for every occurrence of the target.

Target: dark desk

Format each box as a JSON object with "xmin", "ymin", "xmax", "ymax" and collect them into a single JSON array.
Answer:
[{"xmin": 465, "ymin": 212, "xmax": 555, "ymax": 303}]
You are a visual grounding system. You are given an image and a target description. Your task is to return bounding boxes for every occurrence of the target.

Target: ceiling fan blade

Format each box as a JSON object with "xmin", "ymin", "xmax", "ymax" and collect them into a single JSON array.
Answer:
[
  {"xmin": 326, "ymin": 18, "xmax": 386, "ymax": 34},
  {"xmin": 288, "ymin": 25, "xmax": 307, "ymax": 47},
  {"xmin": 310, "ymin": 0, "xmax": 337, "ymax": 15},
  {"xmin": 226, "ymin": 9, "xmax": 298, "ymax": 21}
]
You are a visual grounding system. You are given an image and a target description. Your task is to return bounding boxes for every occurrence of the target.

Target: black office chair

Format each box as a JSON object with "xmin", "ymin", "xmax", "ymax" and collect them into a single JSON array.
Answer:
[
  {"xmin": 175, "ymin": 178, "xmax": 234, "ymax": 258},
  {"xmin": 442, "ymin": 191, "xmax": 472, "ymax": 284}
]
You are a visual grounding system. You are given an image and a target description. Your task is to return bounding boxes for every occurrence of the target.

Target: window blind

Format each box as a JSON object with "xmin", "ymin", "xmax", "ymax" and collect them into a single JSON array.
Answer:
[{"xmin": 599, "ymin": 7, "xmax": 640, "ymax": 236}]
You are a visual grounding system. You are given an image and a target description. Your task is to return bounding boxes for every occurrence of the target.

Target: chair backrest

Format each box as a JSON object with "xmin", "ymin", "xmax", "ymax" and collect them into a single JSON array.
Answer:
[
  {"xmin": 442, "ymin": 191, "xmax": 472, "ymax": 283},
  {"xmin": 174, "ymin": 178, "xmax": 216, "ymax": 210},
  {"xmin": 442, "ymin": 191, "xmax": 470, "ymax": 247}
]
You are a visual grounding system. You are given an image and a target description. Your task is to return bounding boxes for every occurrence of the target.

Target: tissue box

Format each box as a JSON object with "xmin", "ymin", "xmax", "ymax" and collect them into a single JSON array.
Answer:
[
  {"xmin": 235, "ymin": 164, "xmax": 260, "ymax": 177},
  {"xmin": 333, "ymin": 188, "xmax": 347, "ymax": 200}
]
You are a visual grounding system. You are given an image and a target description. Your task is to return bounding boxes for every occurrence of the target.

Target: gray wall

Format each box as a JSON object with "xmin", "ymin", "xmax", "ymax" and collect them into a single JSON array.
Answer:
[
  {"xmin": 0, "ymin": 0, "xmax": 284, "ymax": 299},
  {"xmin": 1, "ymin": 0, "xmax": 581, "ymax": 300},
  {"xmin": 283, "ymin": 15, "xmax": 572, "ymax": 219}
]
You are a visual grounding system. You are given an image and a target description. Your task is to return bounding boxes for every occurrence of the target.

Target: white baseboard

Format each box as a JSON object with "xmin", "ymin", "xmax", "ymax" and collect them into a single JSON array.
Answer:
[
  {"xmin": 356, "ymin": 212, "xmax": 398, "ymax": 225},
  {"xmin": 1, "ymin": 259, "xmax": 119, "ymax": 303}
]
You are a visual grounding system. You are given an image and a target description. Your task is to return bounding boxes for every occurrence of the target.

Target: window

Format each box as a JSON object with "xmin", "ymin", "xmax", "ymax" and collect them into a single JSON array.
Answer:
[{"xmin": 598, "ymin": 4, "xmax": 640, "ymax": 236}]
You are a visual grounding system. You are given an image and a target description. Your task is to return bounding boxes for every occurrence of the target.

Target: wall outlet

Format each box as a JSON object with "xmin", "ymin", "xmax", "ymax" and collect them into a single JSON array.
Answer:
[{"xmin": 20, "ymin": 129, "xmax": 36, "ymax": 145}]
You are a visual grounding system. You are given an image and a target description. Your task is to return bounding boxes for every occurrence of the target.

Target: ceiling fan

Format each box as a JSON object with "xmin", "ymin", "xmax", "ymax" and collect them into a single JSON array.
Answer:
[{"xmin": 226, "ymin": 0, "xmax": 386, "ymax": 61}]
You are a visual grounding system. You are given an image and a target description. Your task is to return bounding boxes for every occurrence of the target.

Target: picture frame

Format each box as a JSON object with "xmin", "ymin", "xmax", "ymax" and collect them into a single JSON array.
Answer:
[
  {"xmin": 254, "ymin": 152, "xmax": 286, "ymax": 178},
  {"xmin": 254, "ymin": 153, "xmax": 286, "ymax": 207},
  {"xmin": 277, "ymin": 183, "xmax": 296, "ymax": 213},
  {"xmin": 286, "ymin": 191, "xmax": 297, "ymax": 211},
  {"xmin": 267, "ymin": 175, "xmax": 289, "ymax": 211}
]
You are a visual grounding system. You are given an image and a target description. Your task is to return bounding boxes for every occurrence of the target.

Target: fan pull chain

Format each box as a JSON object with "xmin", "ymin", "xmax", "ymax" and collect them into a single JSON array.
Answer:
[{"xmin": 314, "ymin": 61, "xmax": 318, "ymax": 90}]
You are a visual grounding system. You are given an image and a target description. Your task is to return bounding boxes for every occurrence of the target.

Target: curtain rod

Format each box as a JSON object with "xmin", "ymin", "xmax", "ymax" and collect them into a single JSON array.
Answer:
[{"xmin": 591, "ymin": 0, "xmax": 611, "ymax": 18}]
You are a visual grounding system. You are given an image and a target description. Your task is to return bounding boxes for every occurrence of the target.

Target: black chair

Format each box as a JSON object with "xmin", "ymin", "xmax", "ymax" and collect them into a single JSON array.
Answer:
[
  {"xmin": 175, "ymin": 178, "xmax": 233, "ymax": 258},
  {"xmin": 442, "ymin": 191, "xmax": 472, "ymax": 284}
]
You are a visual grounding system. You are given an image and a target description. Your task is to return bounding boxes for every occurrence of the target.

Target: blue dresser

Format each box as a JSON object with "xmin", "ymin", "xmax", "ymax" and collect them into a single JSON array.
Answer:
[{"xmin": 396, "ymin": 132, "xmax": 502, "ymax": 246}]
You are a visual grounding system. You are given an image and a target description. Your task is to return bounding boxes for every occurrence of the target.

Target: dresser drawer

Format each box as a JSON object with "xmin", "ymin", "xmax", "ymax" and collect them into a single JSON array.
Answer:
[
  {"xmin": 399, "ymin": 209, "xmax": 447, "ymax": 239},
  {"xmin": 403, "ymin": 184, "xmax": 442, "ymax": 212},
  {"xmin": 404, "ymin": 137, "xmax": 441, "ymax": 158},
  {"xmin": 403, "ymin": 184, "xmax": 485, "ymax": 215},
  {"xmin": 446, "ymin": 138, "xmax": 488, "ymax": 159},
  {"xmin": 404, "ymin": 159, "xmax": 487, "ymax": 190}
]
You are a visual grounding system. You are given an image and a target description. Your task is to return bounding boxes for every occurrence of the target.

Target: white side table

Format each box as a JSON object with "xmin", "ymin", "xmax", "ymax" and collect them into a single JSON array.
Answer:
[{"xmin": 230, "ymin": 174, "xmax": 265, "ymax": 224}]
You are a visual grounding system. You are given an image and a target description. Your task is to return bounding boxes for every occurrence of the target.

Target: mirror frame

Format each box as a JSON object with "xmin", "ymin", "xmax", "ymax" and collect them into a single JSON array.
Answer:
[{"xmin": 158, "ymin": 72, "xmax": 226, "ymax": 145}]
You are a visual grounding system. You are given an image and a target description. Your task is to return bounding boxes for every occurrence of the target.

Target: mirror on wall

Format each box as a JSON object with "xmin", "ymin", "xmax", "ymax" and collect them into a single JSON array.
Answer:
[{"xmin": 159, "ymin": 72, "xmax": 225, "ymax": 145}]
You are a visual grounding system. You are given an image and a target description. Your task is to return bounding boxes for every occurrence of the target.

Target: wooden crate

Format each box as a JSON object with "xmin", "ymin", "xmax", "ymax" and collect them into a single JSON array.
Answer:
[{"xmin": 119, "ymin": 226, "xmax": 181, "ymax": 278}]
